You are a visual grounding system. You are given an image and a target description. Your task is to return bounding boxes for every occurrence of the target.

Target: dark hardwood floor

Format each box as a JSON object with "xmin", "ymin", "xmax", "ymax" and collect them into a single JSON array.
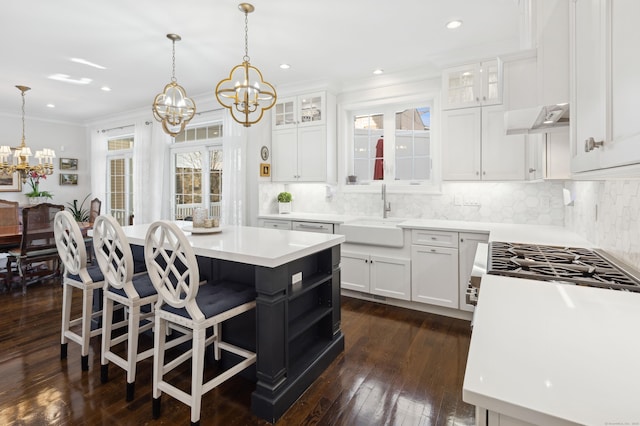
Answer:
[{"xmin": 0, "ymin": 280, "xmax": 475, "ymax": 426}]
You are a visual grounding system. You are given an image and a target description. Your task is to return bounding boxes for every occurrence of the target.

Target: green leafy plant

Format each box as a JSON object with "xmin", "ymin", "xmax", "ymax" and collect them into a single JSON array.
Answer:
[
  {"xmin": 66, "ymin": 193, "xmax": 91, "ymax": 222},
  {"xmin": 277, "ymin": 192, "xmax": 292, "ymax": 203}
]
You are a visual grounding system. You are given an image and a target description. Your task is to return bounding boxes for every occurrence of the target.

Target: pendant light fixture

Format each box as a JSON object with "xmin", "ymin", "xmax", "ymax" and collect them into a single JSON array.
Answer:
[
  {"xmin": 152, "ymin": 33, "xmax": 196, "ymax": 137},
  {"xmin": 0, "ymin": 86, "xmax": 55, "ymax": 183},
  {"xmin": 215, "ymin": 3, "xmax": 277, "ymax": 127}
]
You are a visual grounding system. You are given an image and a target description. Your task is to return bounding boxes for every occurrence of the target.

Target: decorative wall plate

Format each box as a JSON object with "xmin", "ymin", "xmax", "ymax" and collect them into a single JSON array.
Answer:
[{"xmin": 260, "ymin": 145, "xmax": 269, "ymax": 161}]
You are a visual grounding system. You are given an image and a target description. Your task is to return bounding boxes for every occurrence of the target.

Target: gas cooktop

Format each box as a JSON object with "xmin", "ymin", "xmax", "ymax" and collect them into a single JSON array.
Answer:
[{"xmin": 487, "ymin": 242, "xmax": 640, "ymax": 292}]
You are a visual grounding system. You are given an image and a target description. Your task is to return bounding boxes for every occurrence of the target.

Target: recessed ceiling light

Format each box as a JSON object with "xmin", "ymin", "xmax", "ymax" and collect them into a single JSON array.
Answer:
[
  {"xmin": 70, "ymin": 58, "xmax": 107, "ymax": 70},
  {"xmin": 46, "ymin": 103, "xmax": 55, "ymax": 108},
  {"xmin": 373, "ymin": 69, "xmax": 384, "ymax": 75},
  {"xmin": 101, "ymin": 86, "xmax": 111, "ymax": 92},
  {"xmin": 48, "ymin": 74, "xmax": 92, "ymax": 85},
  {"xmin": 279, "ymin": 63, "xmax": 290, "ymax": 69},
  {"xmin": 446, "ymin": 20, "xmax": 463, "ymax": 29}
]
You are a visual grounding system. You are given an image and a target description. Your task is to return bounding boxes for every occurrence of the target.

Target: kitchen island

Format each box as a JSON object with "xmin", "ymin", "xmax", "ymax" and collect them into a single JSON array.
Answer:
[
  {"xmin": 120, "ymin": 221, "xmax": 345, "ymax": 423},
  {"xmin": 464, "ymin": 274, "xmax": 640, "ymax": 425}
]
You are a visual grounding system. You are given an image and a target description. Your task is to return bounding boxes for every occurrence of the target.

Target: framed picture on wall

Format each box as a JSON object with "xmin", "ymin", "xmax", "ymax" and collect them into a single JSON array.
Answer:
[
  {"xmin": 60, "ymin": 173, "xmax": 78, "ymax": 185},
  {"xmin": 60, "ymin": 158, "xmax": 78, "ymax": 170},
  {"xmin": 0, "ymin": 171, "xmax": 22, "ymax": 192}
]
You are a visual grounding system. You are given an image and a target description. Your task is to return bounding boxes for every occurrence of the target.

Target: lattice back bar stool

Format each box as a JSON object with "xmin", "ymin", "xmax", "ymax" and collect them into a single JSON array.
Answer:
[
  {"xmin": 144, "ymin": 220, "xmax": 257, "ymax": 426},
  {"xmin": 93, "ymin": 214, "xmax": 158, "ymax": 401},
  {"xmin": 54, "ymin": 211, "xmax": 105, "ymax": 371}
]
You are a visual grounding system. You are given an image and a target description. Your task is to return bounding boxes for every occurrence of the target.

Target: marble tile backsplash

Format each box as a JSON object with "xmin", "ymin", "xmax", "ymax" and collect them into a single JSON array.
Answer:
[
  {"xmin": 259, "ymin": 181, "xmax": 566, "ymax": 226},
  {"xmin": 565, "ymin": 180, "xmax": 640, "ymax": 269}
]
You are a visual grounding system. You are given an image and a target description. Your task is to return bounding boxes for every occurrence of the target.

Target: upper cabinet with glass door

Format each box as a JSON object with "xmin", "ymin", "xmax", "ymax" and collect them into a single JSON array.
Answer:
[
  {"xmin": 272, "ymin": 92, "xmax": 326, "ymax": 130},
  {"xmin": 442, "ymin": 59, "xmax": 503, "ymax": 110}
]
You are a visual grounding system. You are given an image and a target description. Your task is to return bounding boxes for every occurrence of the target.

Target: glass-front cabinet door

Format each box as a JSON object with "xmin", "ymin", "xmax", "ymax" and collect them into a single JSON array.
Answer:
[
  {"xmin": 442, "ymin": 60, "xmax": 502, "ymax": 109},
  {"xmin": 272, "ymin": 92, "xmax": 326, "ymax": 129},
  {"xmin": 298, "ymin": 93, "xmax": 324, "ymax": 126},
  {"xmin": 272, "ymin": 96, "xmax": 296, "ymax": 129}
]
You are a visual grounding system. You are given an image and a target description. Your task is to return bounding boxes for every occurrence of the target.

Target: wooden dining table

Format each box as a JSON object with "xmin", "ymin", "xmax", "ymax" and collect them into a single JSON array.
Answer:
[
  {"xmin": 0, "ymin": 222, "xmax": 93, "ymax": 249},
  {"xmin": 0, "ymin": 225, "xmax": 22, "ymax": 248}
]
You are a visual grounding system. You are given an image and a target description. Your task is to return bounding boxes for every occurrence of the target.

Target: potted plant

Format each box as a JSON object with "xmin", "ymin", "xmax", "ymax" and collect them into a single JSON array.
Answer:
[
  {"xmin": 277, "ymin": 191, "xmax": 292, "ymax": 214},
  {"xmin": 66, "ymin": 193, "xmax": 91, "ymax": 222},
  {"xmin": 24, "ymin": 171, "xmax": 53, "ymax": 204}
]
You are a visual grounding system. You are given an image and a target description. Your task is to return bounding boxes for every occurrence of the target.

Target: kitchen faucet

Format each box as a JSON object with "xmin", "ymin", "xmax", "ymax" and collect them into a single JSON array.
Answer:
[{"xmin": 382, "ymin": 184, "xmax": 391, "ymax": 218}]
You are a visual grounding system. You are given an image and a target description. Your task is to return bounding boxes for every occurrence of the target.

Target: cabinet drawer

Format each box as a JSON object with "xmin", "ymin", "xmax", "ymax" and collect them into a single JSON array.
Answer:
[
  {"xmin": 411, "ymin": 229, "xmax": 459, "ymax": 248},
  {"xmin": 259, "ymin": 219, "xmax": 292, "ymax": 230},
  {"xmin": 292, "ymin": 221, "xmax": 334, "ymax": 234}
]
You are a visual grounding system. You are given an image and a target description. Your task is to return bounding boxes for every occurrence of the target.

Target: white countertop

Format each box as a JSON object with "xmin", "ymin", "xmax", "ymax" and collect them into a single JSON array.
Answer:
[
  {"xmin": 121, "ymin": 221, "xmax": 344, "ymax": 268},
  {"xmin": 463, "ymin": 275, "xmax": 640, "ymax": 425}
]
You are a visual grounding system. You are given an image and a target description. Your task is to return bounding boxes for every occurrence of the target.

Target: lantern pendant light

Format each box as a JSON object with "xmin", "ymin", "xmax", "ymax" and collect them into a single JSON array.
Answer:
[
  {"xmin": 215, "ymin": 3, "xmax": 277, "ymax": 127},
  {"xmin": 152, "ymin": 34, "xmax": 196, "ymax": 137}
]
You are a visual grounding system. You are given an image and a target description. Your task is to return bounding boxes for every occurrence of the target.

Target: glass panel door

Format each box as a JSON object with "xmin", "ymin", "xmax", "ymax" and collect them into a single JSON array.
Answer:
[
  {"xmin": 209, "ymin": 148, "xmax": 222, "ymax": 219},
  {"xmin": 108, "ymin": 156, "xmax": 133, "ymax": 226},
  {"xmin": 174, "ymin": 151, "xmax": 203, "ymax": 220}
]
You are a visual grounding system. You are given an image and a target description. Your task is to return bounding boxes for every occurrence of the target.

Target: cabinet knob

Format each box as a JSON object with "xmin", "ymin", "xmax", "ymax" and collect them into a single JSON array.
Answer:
[
  {"xmin": 482, "ymin": 171, "xmax": 486, "ymax": 175},
  {"xmin": 430, "ymin": 249, "xmax": 436, "ymax": 253},
  {"xmin": 476, "ymin": 97, "xmax": 480, "ymax": 102},
  {"xmin": 529, "ymin": 168, "xmax": 536, "ymax": 173},
  {"xmin": 584, "ymin": 137, "xmax": 604, "ymax": 152},
  {"xmin": 476, "ymin": 171, "xmax": 480, "ymax": 176}
]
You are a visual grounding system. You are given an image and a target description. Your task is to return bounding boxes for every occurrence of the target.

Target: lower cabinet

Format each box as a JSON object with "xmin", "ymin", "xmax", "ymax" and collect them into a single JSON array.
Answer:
[
  {"xmin": 476, "ymin": 407, "xmax": 539, "ymax": 426},
  {"xmin": 341, "ymin": 251, "xmax": 411, "ymax": 301},
  {"xmin": 411, "ymin": 245, "xmax": 459, "ymax": 309},
  {"xmin": 258, "ymin": 219, "xmax": 292, "ymax": 230},
  {"xmin": 458, "ymin": 232, "xmax": 489, "ymax": 312},
  {"xmin": 292, "ymin": 221, "xmax": 334, "ymax": 234}
]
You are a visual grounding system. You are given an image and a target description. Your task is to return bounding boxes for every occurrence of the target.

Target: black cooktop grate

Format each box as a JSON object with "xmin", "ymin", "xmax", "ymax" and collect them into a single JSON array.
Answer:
[{"xmin": 487, "ymin": 242, "xmax": 640, "ymax": 292}]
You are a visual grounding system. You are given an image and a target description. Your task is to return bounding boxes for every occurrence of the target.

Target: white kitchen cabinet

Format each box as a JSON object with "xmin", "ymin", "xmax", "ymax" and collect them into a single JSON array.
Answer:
[
  {"xmin": 411, "ymin": 245, "xmax": 459, "ymax": 308},
  {"xmin": 475, "ymin": 407, "xmax": 538, "ymax": 426},
  {"xmin": 258, "ymin": 219, "xmax": 292, "ymax": 230},
  {"xmin": 442, "ymin": 59, "xmax": 502, "ymax": 110},
  {"xmin": 458, "ymin": 232, "xmax": 489, "ymax": 312},
  {"xmin": 341, "ymin": 251, "xmax": 411, "ymax": 301},
  {"xmin": 292, "ymin": 221, "xmax": 333, "ymax": 234},
  {"xmin": 442, "ymin": 105, "xmax": 526, "ymax": 181},
  {"xmin": 271, "ymin": 91, "xmax": 336, "ymax": 182},
  {"xmin": 272, "ymin": 92, "xmax": 326, "ymax": 129},
  {"xmin": 571, "ymin": 0, "xmax": 640, "ymax": 174}
]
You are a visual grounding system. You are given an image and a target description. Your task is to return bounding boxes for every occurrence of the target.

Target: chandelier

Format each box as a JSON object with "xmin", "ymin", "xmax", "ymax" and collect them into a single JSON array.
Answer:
[
  {"xmin": 215, "ymin": 3, "xmax": 276, "ymax": 127},
  {"xmin": 0, "ymin": 86, "xmax": 55, "ymax": 183},
  {"xmin": 152, "ymin": 33, "xmax": 196, "ymax": 137}
]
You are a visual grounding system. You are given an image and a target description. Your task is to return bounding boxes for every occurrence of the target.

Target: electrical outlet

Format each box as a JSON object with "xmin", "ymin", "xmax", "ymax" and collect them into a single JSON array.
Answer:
[{"xmin": 463, "ymin": 195, "xmax": 481, "ymax": 206}]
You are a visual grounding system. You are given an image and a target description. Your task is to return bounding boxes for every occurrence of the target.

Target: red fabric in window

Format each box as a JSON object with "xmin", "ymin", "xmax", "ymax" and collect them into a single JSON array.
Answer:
[{"xmin": 373, "ymin": 137, "xmax": 384, "ymax": 180}]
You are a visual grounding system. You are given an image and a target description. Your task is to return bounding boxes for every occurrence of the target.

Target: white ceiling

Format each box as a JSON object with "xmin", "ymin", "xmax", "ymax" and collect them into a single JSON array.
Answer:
[{"xmin": 1, "ymin": 0, "xmax": 521, "ymax": 124}]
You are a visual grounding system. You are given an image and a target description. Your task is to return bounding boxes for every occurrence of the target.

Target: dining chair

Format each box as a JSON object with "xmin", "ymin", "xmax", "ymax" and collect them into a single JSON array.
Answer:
[
  {"xmin": 93, "ymin": 214, "xmax": 158, "ymax": 401},
  {"xmin": 0, "ymin": 200, "xmax": 20, "ymax": 261},
  {"xmin": 84, "ymin": 197, "xmax": 101, "ymax": 262},
  {"xmin": 7, "ymin": 203, "xmax": 65, "ymax": 294},
  {"xmin": 89, "ymin": 198, "xmax": 101, "ymax": 224},
  {"xmin": 0, "ymin": 199, "xmax": 19, "ymax": 227},
  {"xmin": 54, "ymin": 210, "xmax": 105, "ymax": 371},
  {"xmin": 144, "ymin": 220, "xmax": 257, "ymax": 426}
]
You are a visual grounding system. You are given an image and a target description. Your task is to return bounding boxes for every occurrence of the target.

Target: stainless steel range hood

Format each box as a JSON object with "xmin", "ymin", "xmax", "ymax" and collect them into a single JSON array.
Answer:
[{"xmin": 504, "ymin": 104, "xmax": 569, "ymax": 135}]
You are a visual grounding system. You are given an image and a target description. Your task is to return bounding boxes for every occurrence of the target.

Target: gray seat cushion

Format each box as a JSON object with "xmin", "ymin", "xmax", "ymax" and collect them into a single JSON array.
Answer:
[{"xmin": 161, "ymin": 281, "xmax": 256, "ymax": 320}]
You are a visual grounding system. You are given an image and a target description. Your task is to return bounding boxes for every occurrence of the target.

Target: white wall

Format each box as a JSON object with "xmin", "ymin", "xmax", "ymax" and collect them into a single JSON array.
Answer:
[
  {"xmin": 565, "ymin": 180, "xmax": 640, "ymax": 269},
  {"xmin": 0, "ymin": 114, "xmax": 90, "ymax": 208}
]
